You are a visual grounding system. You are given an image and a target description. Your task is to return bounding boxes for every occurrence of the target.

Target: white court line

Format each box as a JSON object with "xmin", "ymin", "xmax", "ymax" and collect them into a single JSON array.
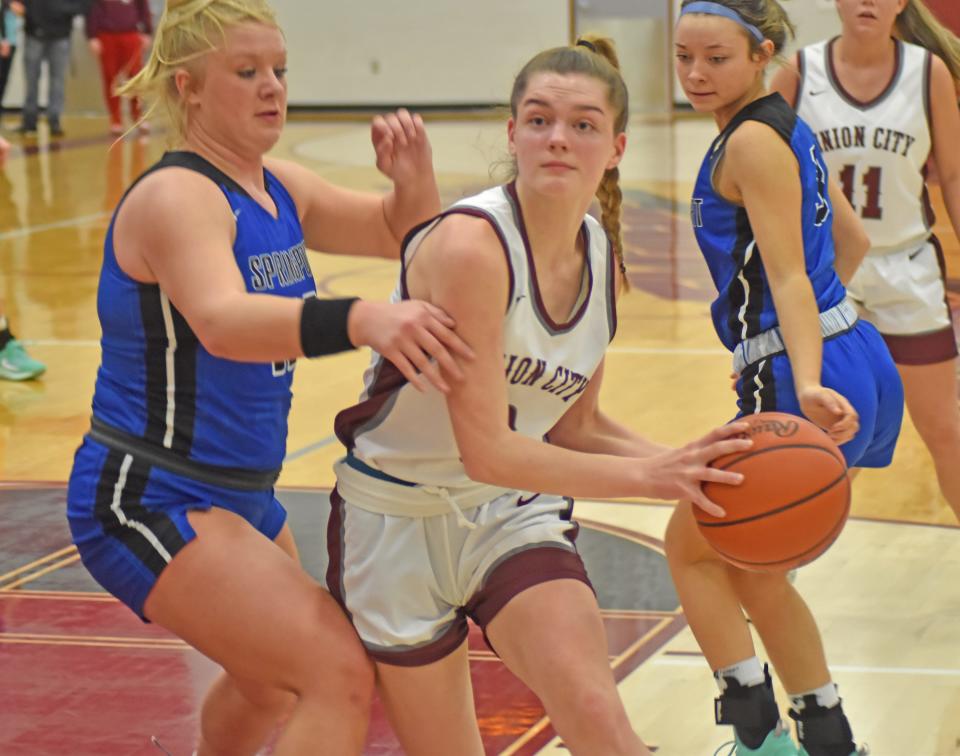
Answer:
[
  {"xmin": 0, "ymin": 212, "xmax": 111, "ymax": 241},
  {"xmin": 654, "ymin": 657, "xmax": 960, "ymax": 677}
]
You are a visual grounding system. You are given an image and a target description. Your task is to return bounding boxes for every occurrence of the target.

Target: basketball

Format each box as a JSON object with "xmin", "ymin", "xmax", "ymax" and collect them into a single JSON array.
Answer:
[{"xmin": 696, "ymin": 411, "xmax": 851, "ymax": 572}]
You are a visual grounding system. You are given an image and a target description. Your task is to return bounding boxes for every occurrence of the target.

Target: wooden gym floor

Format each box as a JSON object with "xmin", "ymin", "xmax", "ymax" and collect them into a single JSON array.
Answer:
[{"xmin": 0, "ymin": 112, "xmax": 958, "ymax": 755}]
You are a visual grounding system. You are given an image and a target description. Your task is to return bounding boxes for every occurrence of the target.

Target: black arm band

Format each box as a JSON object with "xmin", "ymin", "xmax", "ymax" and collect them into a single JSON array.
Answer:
[{"xmin": 300, "ymin": 296, "xmax": 359, "ymax": 358}]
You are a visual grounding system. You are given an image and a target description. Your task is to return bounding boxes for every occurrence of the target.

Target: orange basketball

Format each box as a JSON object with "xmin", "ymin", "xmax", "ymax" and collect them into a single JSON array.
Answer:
[{"xmin": 696, "ymin": 411, "xmax": 850, "ymax": 572}]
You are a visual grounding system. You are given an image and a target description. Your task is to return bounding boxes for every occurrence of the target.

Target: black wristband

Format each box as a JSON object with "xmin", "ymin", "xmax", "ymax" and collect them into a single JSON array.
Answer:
[{"xmin": 300, "ymin": 296, "xmax": 359, "ymax": 358}]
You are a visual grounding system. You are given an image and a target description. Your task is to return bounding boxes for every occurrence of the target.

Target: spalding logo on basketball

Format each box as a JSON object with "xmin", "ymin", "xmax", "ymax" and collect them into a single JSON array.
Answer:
[
  {"xmin": 733, "ymin": 417, "xmax": 800, "ymax": 439},
  {"xmin": 696, "ymin": 411, "xmax": 850, "ymax": 572}
]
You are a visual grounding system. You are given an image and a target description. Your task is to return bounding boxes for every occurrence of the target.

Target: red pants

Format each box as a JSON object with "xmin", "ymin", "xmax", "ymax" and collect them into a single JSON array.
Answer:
[{"xmin": 96, "ymin": 31, "xmax": 144, "ymax": 126}]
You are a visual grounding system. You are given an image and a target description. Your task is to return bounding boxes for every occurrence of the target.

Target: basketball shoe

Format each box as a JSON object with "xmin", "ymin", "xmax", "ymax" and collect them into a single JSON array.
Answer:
[
  {"xmin": 714, "ymin": 720, "xmax": 802, "ymax": 755},
  {"xmin": 0, "ymin": 339, "xmax": 46, "ymax": 380}
]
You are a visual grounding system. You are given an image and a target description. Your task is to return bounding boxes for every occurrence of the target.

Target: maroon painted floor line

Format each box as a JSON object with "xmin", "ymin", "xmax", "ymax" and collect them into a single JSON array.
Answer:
[{"xmin": 1, "ymin": 591, "xmax": 681, "ymax": 755}]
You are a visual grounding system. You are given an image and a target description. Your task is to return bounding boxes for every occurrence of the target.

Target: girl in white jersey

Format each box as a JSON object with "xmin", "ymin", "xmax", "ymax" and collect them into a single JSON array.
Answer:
[
  {"xmin": 330, "ymin": 36, "xmax": 753, "ymax": 756},
  {"xmin": 772, "ymin": 0, "xmax": 960, "ymax": 521}
]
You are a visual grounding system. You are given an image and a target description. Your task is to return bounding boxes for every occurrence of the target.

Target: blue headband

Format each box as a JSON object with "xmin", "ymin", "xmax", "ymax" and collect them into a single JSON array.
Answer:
[{"xmin": 679, "ymin": 1, "xmax": 765, "ymax": 43}]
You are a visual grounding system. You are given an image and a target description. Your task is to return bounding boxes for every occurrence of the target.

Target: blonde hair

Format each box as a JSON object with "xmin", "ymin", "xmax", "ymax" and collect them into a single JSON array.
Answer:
[
  {"xmin": 510, "ymin": 35, "xmax": 630, "ymax": 287},
  {"xmin": 118, "ymin": 0, "xmax": 279, "ymax": 144},
  {"xmin": 679, "ymin": 0, "xmax": 796, "ymax": 56},
  {"xmin": 896, "ymin": 0, "xmax": 960, "ymax": 83}
]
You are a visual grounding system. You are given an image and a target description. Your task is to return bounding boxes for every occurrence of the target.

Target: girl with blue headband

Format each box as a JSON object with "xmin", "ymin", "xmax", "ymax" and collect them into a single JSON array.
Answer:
[{"xmin": 668, "ymin": 1, "xmax": 904, "ymax": 755}]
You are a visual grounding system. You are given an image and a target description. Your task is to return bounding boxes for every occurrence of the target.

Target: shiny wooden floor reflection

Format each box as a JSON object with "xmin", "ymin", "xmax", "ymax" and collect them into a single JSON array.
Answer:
[{"xmin": 1, "ymin": 113, "xmax": 958, "ymax": 755}]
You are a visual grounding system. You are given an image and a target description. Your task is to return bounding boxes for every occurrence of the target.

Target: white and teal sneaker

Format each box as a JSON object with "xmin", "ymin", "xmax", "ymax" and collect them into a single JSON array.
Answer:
[
  {"xmin": 715, "ymin": 721, "xmax": 802, "ymax": 756},
  {"xmin": 0, "ymin": 339, "xmax": 46, "ymax": 381}
]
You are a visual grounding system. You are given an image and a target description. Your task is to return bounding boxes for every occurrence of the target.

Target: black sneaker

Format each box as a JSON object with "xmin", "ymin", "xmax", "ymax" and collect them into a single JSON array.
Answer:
[
  {"xmin": 49, "ymin": 123, "xmax": 65, "ymax": 138},
  {"xmin": 16, "ymin": 123, "xmax": 37, "ymax": 136}
]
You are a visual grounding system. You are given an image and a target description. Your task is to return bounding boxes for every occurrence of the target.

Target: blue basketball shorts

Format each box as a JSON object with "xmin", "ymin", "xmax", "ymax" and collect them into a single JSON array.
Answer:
[
  {"xmin": 735, "ymin": 320, "xmax": 904, "ymax": 468},
  {"xmin": 66, "ymin": 437, "xmax": 287, "ymax": 620}
]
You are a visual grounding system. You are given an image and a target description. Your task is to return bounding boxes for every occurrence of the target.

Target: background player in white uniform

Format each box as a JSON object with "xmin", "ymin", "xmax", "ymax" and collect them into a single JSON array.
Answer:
[
  {"xmin": 329, "ymin": 36, "xmax": 752, "ymax": 756},
  {"xmin": 773, "ymin": 0, "xmax": 960, "ymax": 521}
]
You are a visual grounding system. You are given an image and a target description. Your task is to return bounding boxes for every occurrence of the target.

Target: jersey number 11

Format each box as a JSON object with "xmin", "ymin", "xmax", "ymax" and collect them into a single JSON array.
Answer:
[{"xmin": 839, "ymin": 165, "xmax": 883, "ymax": 220}]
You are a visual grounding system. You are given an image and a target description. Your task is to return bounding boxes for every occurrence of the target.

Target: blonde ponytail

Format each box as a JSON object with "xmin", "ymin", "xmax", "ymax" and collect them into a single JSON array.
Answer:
[{"xmin": 896, "ymin": 0, "xmax": 960, "ymax": 83}]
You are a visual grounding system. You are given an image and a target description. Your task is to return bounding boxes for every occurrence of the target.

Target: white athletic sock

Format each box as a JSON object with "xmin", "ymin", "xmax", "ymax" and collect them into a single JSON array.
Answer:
[
  {"xmin": 0, "ymin": 315, "xmax": 8, "ymax": 332},
  {"xmin": 714, "ymin": 656, "xmax": 765, "ymax": 691},
  {"xmin": 790, "ymin": 681, "xmax": 841, "ymax": 710}
]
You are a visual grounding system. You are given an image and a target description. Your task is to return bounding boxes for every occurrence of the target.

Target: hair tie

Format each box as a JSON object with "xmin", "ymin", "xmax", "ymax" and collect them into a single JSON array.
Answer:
[
  {"xmin": 679, "ymin": 1, "xmax": 765, "ymax": 43},
  {"xmin": 575, "ymin": 39, "xmax": 597, "ymax": 53}
]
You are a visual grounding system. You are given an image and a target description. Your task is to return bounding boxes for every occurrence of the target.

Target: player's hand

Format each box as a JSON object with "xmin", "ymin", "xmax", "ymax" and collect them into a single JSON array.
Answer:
[
  {"xmin": 638, "ymin": 422, "xmax": 753, "ymax": 517},
  {"xmin": 371, "ymin": 108, "xmax": 433, "ymax": 186},
  {"xmin": 729, "ymin": 370, "xmax": 740, "ymax": 392},
  {"xmin": 797, "ymin": 385, "xmax": 859, "ymax": 445},
  {"xmin": 88, "ymin": 38, "xmax": 102, "ymax": 56},
  {"xmin": 347, "ymin": 299, "xmax": 475, "ymax": 394},
  {"xmin": 0, "ymin": 136, "xmax": 10, "ymax": 165},
  {"xmin": 0, "ymin": 41, "xmax": 10, "ymax": 58}
]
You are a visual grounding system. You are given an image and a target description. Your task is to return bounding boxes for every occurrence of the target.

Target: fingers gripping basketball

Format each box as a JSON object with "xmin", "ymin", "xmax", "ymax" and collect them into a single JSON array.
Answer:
[{"xmin": 696, "ymin": 412, "xmax": 851, "ymax": 572}]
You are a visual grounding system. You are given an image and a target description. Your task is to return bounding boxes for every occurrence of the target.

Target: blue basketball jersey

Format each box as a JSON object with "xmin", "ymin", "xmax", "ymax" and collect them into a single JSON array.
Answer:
[
  {"xmin": 692, "ymin": 94, "xmax": 846, "ymax": 352},
  {"xmin": 91, "ymin": 152, "xmax": 316, "ymax": 471}
]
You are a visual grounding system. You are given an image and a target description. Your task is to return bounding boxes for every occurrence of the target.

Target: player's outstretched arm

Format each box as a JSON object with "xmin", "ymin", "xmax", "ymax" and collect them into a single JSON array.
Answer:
[
  {"xmin": 112, "ymin": 169, "xmax": 469, "ymax": 392},
  {"xmin": 265, "ymin": 109, "xmax": 439, "ymax": 260},
  {"xmin": 372, "ymin": 108, "xmax": 441, "ymax": 245}
]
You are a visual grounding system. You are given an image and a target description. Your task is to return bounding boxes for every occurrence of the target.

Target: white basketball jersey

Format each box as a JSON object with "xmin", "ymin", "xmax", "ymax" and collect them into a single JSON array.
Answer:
[
  {"xmin": 796, "ymin": 39, "xmax": 933, "ymax": 255},
  {"xmin": 336, "ymin": 183, "xmax": 618, "ymax": 489}
]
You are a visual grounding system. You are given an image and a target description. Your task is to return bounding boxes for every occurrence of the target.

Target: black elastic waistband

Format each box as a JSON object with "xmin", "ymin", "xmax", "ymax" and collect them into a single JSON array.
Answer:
[{"xmin": 88, "ymin": 417, "xmax": 281, "ymax": 492}]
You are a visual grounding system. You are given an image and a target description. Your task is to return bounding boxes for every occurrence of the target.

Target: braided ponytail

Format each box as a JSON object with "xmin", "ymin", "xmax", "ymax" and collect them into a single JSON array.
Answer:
[{"xmin": 576, "ymin": 35, "xmax": 628, "ymax": 288}]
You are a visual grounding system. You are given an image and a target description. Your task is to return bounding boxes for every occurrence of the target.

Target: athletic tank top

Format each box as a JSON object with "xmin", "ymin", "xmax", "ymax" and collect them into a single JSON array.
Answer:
[
  {"xmin": 692, "ymin": 93, "xmax": 846, "ymax": 352},
  {"xmin": 796, "ymin": 38, "xmax": 933, "ymax": 254},
  {"xmin": 335, "ymin": 182, "xmax": 618, "ymax": 487},
  {"xmin": 91, "ymin": 151, "xmax": 316, "ymax": 471}
]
